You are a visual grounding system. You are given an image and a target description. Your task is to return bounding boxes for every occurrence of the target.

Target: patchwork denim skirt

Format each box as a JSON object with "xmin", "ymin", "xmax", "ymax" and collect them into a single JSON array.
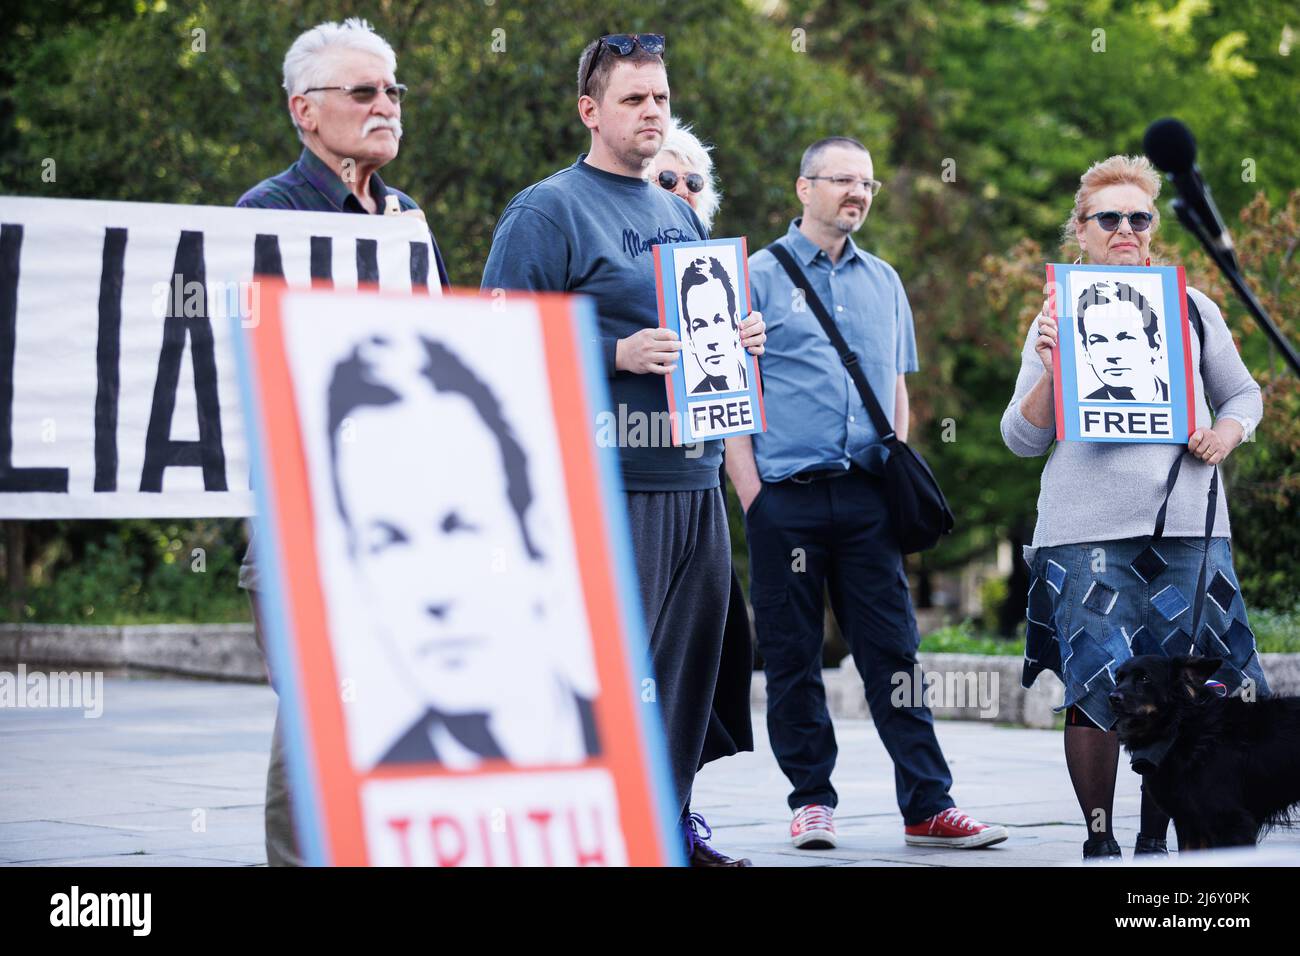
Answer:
[{"xmin": 1021, "ymin": 536, "xmax": 1269, "ymax": 730}]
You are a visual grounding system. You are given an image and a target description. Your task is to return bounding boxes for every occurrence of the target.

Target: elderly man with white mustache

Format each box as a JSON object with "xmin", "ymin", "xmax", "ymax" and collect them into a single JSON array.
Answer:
[{"xmin": 236, "ymin": 17, "xmax": 450, "ymax": 867}]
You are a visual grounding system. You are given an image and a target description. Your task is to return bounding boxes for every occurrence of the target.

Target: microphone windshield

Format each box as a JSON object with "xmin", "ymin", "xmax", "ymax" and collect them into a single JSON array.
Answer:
[{"xmin": 1144, "ymin": 118, "xmax": 1197, "ymax": 174}]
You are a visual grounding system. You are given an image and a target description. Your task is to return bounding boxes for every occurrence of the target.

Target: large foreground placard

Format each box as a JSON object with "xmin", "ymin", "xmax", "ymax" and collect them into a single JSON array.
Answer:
[
  {"xmin": 0, "ymin": 195, "xmax": 437, "ymax": 518},
  {"xmin": 235, "ymin": 282, "xmax": 681, "ymax": 866}
]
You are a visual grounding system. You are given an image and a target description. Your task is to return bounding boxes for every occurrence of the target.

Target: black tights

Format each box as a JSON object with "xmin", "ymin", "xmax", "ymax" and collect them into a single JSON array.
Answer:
[{"xmin": 1064, "ymin": 706, "xmax": 1168, "ymax": 841}]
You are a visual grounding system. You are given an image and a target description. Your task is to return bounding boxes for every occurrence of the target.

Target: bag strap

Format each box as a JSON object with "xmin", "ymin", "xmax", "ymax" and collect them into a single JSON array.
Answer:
[
  {"xmin": 1152, "ymin": 452, "xmax": 1220, "ymax": 648},
  {"xmin": 1186, "ymin": 294, "xmax": 1204, "ymax": 346},
  {"xmin": 767, "ymin": 242, "xmax": 896, "ymax": 443}
]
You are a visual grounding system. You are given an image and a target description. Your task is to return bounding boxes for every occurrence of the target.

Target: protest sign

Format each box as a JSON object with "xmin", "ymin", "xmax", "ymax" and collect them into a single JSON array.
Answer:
[
  {"xmin": 1048, "ymin": 263, "xmax": 1196, "ymax": 444},
  {"xmin": 235, "ymin": 282, "xmax": 681, "ymax": 866},
  {"xmin": 652, "ymin": 237, "xmax": 765, "ymax": 444}
]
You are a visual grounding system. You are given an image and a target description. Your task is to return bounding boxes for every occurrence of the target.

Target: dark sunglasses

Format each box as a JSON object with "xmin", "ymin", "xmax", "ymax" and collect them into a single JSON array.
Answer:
[
  {"xmin": 581, "ymin": 33, "xmax": 666, "ymax": 96},
  {"xmin": 303, "ymin": 83, "xmax": 407, "ymax": 105},
  {"xmin": 658, "ymin": 169, "xmax": 704, "ymax": 194},
  {"xmin": 1085, "ymin": 210, "xmax": 1154, "ymax": 232}
]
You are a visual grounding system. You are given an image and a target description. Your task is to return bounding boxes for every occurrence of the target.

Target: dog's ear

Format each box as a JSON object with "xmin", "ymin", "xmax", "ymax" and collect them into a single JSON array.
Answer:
[{"xmin": 1174, "ymin": 655, "xmax": 1223, "ymax": 690}]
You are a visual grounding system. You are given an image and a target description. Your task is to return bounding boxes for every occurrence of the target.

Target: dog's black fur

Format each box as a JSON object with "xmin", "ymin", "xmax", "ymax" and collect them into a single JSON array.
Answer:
[{"xmin": 1111, "ymin": 655, "xmax": 1300, "ymax": 851}]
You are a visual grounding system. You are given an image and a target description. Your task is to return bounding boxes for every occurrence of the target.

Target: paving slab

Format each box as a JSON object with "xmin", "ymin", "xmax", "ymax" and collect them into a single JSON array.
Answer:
[{"xmin": 3, "ymin": 675, "xmax": 1298, "ymax": 867}]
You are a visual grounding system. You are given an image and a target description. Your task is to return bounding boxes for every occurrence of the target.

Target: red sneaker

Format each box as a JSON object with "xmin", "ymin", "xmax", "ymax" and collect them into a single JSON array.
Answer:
[
  {"xmin": 904, "ymin": 808, "xmax": 1007, "ymax": 848},
  {"xmin": 791, "ymin": 804, "xmax": 837, "ymax": 849}
]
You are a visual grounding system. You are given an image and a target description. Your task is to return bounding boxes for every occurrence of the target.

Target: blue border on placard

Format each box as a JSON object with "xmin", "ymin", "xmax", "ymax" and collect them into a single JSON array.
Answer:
[
  {"xmin": 1053, "ymin": 264, "xmax": 1190, "ymax": 444},
  {"xmin": 573, "ymin": 295, "xmax": 685, "ymax": 867},
  {"xmin": 657, "ymin": 237, "xmax": 763, "ymax": 444},
  {"xmin": 227, "ymin": 308, "xmax": 329, "ymax": 866}
]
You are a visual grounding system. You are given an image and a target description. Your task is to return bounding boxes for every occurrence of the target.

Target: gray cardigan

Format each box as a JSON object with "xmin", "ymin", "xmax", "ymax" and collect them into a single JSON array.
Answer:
[{"xmin": 1000, "ymin": 287, "xmax": 1262, "ymax": 548}]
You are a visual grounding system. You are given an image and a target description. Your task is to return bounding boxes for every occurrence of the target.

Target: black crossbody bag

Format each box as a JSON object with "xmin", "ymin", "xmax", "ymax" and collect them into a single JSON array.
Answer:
[{"xmin": 767, "ymin": 242, "xmax": 954, "ymax": 553}]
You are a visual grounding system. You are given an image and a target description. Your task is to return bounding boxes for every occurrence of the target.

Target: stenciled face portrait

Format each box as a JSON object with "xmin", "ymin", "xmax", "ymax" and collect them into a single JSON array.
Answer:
[
  {"xmin": 678, "ymin": 256, "xmax": 746, "ymax": 394},
  {"xmin": 326, "ymin": 335, "xmax": 597, "ymax": 768},
  {"xmin": 1076, "ymin": 281, "xmax": 1169, "ymax": 402}
]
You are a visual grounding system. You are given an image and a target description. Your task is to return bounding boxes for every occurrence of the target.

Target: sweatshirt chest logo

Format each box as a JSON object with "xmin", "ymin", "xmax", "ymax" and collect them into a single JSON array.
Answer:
[{"xmin": 623, "ymin": 226, "xmax": 692, "ymax": 260}]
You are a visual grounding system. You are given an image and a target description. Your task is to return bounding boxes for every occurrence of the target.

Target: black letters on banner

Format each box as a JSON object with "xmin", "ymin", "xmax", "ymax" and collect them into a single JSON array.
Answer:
[
  {"xmin": 409, "ymin": 241, "xmax": 429, "ymax": 291},
  {"xmin": 253, "ymin": 233, "xmax": 284, "ymax": 278},
  {"xmin": 310, "ymin": 236, "xmax": 333, "ymax": 287},
  {"xmin": 93, "ymin": 227, "xmax": 128, "ymax": 492},
  {"xmin": 0, "ymin": 223, "xmax": 70, "ymax": 493},
  {"xmin": 356, "ymin": 238, "xmax": 379, "ymax": 284},
  {"xmin": 139, "ymin": 230, "xmax": 228, "ymax": 492}
]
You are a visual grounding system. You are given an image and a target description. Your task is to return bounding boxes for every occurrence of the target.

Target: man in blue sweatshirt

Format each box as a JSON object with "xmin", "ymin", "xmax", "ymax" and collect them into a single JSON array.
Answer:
[{"xmin": 481, "ymin": 33, "xmax": 765, "ymax": 867}]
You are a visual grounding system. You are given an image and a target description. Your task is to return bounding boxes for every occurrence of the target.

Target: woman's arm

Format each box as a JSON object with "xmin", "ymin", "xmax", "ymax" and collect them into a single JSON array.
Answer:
[
  {"xmin": 1001, "ymin": 313, "xmax": 1058, "ymax": 457},
  {"xmin": 1187, "ymin": 288, "xmax": 1263, "ymax": 464}
]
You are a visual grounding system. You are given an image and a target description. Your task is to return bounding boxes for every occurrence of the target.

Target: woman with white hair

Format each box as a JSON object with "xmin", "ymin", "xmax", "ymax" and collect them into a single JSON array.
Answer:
[{"xmin": 644, "ymin": 118, "xmax": 721, "ymax": 230}]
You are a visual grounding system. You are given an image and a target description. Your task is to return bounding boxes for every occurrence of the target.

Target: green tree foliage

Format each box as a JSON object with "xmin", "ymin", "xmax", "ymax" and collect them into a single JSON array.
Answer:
[{"xmin": 0, "ymin": 0, "xmax": 1296, "ymax": 621}]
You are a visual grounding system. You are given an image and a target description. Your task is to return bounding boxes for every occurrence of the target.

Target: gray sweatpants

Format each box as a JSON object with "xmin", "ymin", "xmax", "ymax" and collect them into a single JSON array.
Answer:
[{"xmin": 625, "ymin": 487, "xmax": 731, "ymax": 819}]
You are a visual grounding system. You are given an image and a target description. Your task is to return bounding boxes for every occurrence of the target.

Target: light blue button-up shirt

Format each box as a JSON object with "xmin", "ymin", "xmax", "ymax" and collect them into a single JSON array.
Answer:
[{"xmin": 747, "ymin": 219, "xmax": 919, "ymax": 482}]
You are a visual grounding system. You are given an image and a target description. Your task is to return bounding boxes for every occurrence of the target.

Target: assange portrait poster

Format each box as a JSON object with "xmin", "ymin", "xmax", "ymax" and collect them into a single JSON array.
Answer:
[
  {"xmin": 653, "ymin": 236, "xmax": 765, "ymax": 445},
  {"xmin": 0, "ymin": 195, "xmax": 436, "ymax": 519},
  {"xmin": 234, "ymin": 283, "xmax": 682, "ymax": 866},
  {"xmin": 1048, "ymin": 262, "xmax": 1196, "ymax": 445}
]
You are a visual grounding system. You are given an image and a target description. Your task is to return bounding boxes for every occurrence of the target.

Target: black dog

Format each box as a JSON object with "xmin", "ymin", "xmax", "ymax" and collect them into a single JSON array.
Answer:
[{"xmin": 1111, "ymin": 655, "xmax": 1300, "ymax": 851}]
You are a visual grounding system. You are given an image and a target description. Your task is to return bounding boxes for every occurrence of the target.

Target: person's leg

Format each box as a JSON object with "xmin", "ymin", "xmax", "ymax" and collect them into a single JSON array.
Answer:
[
  {"xmin": 744, "ymin": 480, "xmax": 835, "ymax": 810},
  {"xmin": 624, "ymin": 489, "xmax": 730, "ymax": 817},
  {"xmin": 248, "ymin": 590, "xmax": 303, "ymax": 867},
  {"xmin": 1138, "ymin": 783, "xmax": 1170, "ymax": 842},
  {"xmin": 824, "ymin": 473, "xmax": 953, "ymax": 825},
  {"xmin": 1063, "ymin": 706, "xmax": 1119, "ymax": 842}
]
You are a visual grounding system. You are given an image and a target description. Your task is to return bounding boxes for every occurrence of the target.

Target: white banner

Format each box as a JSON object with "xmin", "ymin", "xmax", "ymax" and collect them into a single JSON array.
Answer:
[{"xmin": 0, "ymin": 195, "xmax": 439, "ymax": 517}]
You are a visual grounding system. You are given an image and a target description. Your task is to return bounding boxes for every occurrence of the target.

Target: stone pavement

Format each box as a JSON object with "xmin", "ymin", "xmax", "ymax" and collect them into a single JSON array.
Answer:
[{"xmin": 2, "ymin": 674, "xmax": 1298, "ymax": 866}]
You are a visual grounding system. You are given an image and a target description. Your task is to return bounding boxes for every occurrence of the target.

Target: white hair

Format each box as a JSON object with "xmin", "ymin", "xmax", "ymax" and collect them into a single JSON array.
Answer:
[
  {"xmin": 646, "ymin": 118, "xmax": 721, "ymax": 230},
  {"xmin": 282, "ymin": 18, "xmax": 397, "ymax": 140}
]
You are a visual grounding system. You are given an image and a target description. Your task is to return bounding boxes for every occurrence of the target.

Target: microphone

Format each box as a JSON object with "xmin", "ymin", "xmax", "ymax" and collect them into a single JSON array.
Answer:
[{"xmin": 1143, "ymin": 118, "xmax": 1239, "ymax": 271}]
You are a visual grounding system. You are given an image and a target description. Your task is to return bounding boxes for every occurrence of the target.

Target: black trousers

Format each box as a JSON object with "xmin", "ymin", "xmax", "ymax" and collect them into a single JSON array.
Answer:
[{"xmin": 745, "ymin": 469, "xmax": 954, "ymax": 824}]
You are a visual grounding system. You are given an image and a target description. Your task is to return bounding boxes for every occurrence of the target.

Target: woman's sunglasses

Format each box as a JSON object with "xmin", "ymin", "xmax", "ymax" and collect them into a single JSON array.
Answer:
[
  {"xmin": 658, "ymin": 169, "xmax": 704, "ymax": 194},
  {"xmin": 1084, "ymin": 210, "xmax": 1154, "ymax": 232},
  {"xmin": 303, "ymin": 83, "xmax": 408, "ymax": 105}
]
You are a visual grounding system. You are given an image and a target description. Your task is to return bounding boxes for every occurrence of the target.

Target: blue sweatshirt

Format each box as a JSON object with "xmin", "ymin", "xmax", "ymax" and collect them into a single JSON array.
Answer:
[{"xmin": 481, "ymin": 155, "xmax": 721, "ymax": 492}]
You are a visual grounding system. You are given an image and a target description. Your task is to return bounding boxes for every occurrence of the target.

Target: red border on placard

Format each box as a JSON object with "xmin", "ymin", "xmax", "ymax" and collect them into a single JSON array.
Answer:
[
  {"xmin": 740, "ymin": 236, "xmax": 767, "ymax": 432},
  {"xmin": 250, "ymin": 284, "xmax": 668, "ymax": 866},
  {"xmin": 1046, "ymin": 263, "xmax": 1065, "ymax": 441},
  {"xmin": 1176, "ymin": 266, "xmax": 1196, "ymax": 435}
]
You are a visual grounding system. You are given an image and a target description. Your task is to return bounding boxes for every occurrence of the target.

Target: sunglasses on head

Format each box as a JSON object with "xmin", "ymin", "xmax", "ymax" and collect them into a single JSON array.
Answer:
[
  {"xmin": 1085, "ymin": 210, "xmax": 1154, "ymax": 232},
  {"xmin": 304, "ymin": 83, "xmax": 407, "ymax": 105},
  {"xmin": 657, "ymin": 169, "xmax": 704, "ymax": 194},
  {"xmin": 581, "ymin": 33, "xmax": 666, "ymax": 96}
]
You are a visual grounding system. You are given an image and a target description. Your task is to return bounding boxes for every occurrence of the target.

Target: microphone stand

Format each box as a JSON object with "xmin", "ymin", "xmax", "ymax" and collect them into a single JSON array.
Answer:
[{"xmin": 1172, "ymin": 196, "xmax": 1300, "ymax": 378}]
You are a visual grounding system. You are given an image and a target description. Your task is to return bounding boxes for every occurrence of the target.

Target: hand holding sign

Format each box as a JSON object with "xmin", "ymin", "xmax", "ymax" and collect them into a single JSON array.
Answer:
[
  {"xmin": 740, "ymin": 311, "xmax": 766, "ymax": 355},
  {"xmin": 616, "ymin": 327, "xmax": 681, "ymax": 375},
  {"xmin": 1188, "ymin": 424, "xmax": 1236, "ymax": 466}
]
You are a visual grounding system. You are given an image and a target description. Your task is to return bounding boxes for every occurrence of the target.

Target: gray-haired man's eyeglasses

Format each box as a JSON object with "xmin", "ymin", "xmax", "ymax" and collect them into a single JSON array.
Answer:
[{"xmin": 304, "ymin": 83, "xmax": 407, "ymax": 105}]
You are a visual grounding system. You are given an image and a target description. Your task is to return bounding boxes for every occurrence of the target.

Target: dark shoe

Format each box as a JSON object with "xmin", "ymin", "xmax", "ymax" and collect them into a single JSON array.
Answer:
[
  {"xmin": 683, "ymin": 812, "xmax": 752, "ymax": 867},
  {"xmin": 1134, "ymin": 834, "xmax": 1169, "ymax": 856},
  {"xmin": 1082, "ymin": 834, "xmax": 1122, "ymax": 862}
]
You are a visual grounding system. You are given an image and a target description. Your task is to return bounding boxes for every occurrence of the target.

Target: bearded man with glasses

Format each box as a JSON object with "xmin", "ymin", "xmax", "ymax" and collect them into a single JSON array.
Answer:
[{"xmin": 235, "ymin": 17, "xmax": 450, "ymax": 867}]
